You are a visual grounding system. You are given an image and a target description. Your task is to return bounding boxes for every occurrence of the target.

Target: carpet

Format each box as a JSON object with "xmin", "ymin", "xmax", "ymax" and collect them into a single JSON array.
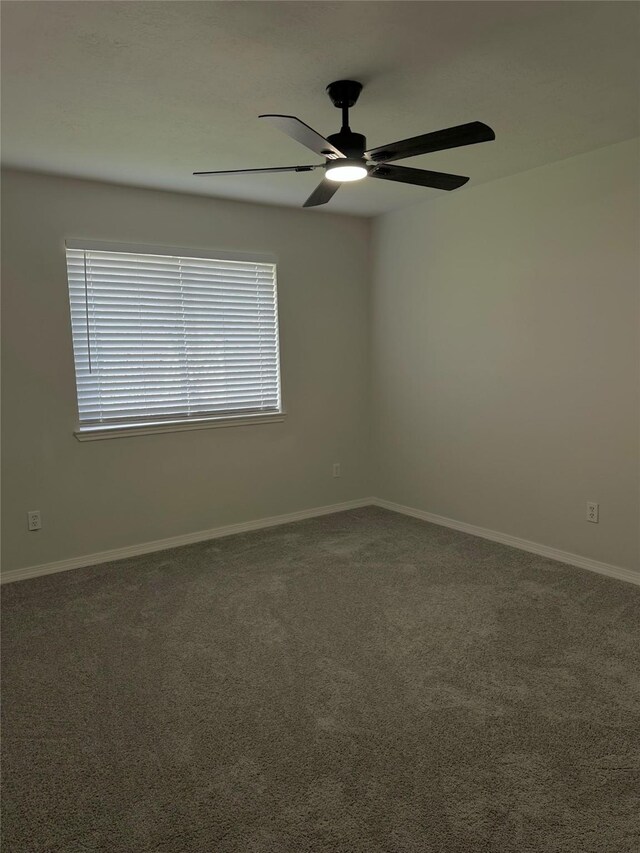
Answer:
[{"xmin": 2, "ymin": 506, "xmax": 639, "ymax": 852}]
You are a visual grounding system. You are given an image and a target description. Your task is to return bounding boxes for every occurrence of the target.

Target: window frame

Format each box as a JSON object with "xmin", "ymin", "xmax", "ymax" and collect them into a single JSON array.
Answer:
[{"xmin": 65, "ymin": 239, "xmax": 285, "ymax": 441}]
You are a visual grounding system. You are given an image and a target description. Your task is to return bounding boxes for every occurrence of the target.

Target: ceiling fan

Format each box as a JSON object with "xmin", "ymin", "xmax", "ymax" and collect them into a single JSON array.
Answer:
[{"xmin": 193, "ymin": 80, "xmax": 495, "ymax": 208}]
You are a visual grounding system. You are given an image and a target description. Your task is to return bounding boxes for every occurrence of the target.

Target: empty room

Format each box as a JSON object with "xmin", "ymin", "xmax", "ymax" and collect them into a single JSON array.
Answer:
[{"xmin": 1, "ymin": 2, "xmax": 639, "ymax": 851}]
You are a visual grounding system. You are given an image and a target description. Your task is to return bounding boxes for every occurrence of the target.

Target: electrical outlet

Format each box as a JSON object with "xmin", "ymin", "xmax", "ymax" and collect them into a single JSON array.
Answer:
[
  {"xmin": 332, "ymin": 463, "xmax": 341, "ymax": 478},
  {"xmin": 586, "ymin": 502, "xmax": 599, "ymax": 523},
  {"xmin": 27, "ymin": 510, "xmax": 42, "ymax": 531}
]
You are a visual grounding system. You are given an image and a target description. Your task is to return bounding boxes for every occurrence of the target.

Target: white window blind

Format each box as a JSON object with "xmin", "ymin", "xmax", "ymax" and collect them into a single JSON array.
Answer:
[{"xmin": 66, "ymin": 243, "xmax": 282, "ymax": 431}]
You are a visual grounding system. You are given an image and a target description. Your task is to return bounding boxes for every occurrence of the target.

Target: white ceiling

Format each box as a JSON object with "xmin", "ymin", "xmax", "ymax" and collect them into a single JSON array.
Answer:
[{"xmin": 1, "ymin": 1, "xmax": 638, "ymax": 217}]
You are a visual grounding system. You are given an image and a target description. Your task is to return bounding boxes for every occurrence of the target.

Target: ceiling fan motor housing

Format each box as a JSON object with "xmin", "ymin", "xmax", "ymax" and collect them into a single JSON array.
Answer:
[{"xmin": 326, "ymin": 130, "xmax": 367, "ymax": 159}]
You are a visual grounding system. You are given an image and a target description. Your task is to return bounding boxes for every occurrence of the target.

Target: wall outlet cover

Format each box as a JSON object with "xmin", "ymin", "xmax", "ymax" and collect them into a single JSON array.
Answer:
[{"xmin": 586, "ymin": 502, "xmax": 599, "ymax": 523}]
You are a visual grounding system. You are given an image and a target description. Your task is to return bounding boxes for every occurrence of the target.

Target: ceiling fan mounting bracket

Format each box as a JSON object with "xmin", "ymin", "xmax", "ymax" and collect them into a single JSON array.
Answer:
[{"xmin": 326, "ymin": 80, "xmax": 363, "ymax": 109}]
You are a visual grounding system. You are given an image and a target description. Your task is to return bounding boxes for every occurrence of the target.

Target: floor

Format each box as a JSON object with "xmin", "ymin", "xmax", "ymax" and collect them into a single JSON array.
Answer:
[{"xmin": 2, "ymin": 506, "xmax": 639, "ymax": 852}]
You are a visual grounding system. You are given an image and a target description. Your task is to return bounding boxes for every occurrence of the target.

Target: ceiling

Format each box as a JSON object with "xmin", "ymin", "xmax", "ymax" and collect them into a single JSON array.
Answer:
[{"xmin": 1, "ymin": 1, "xmax": 638, "ymax": 217}]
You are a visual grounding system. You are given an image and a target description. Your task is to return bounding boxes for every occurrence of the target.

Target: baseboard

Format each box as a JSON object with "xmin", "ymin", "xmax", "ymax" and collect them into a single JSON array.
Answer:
[
  {"xmin": 371, "ymin": 498, "xmax": 640, "ymax": 587},
  {"xmin": 1, "ymin": 498, "xmax": 374, "ymax": 585},
  {"xmin": 5, "ymin": 496, "xmax": 637, "ymax": 588}
]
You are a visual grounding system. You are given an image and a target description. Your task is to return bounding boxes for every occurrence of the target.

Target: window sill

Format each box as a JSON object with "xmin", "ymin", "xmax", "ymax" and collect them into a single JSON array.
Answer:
[{"xmin": 74, "ymin": 411, "xmax": 286, "ymax": 441}]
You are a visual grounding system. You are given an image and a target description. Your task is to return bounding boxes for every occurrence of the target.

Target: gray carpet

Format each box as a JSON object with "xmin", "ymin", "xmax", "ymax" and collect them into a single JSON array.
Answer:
[{"xmin": 2, "ymin": 506, "xmax": 639, "ymax": 853}]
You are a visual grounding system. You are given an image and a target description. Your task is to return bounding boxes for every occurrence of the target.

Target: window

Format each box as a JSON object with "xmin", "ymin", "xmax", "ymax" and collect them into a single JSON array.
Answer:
[{"xmin": 65, "ymin": 240, "xmax": 283, "ymax": 439}]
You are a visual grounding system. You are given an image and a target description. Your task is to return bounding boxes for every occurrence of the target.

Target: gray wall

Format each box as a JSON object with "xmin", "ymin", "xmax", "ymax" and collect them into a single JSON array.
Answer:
[
  {"xmin": 1, "ymin": 170, "xmax": 372, "ymax": 571},
  {"xmin": 3, "ymin": 140, "xmax": 638, "ymax": 576},
  {"xmin": 372, "ymin": 139, "xmax": 639, "ymax": 571}
]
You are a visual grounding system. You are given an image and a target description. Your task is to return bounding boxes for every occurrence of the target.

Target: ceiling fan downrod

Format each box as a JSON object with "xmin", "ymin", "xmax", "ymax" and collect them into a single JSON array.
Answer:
[{"xmin": 325, "ymin": 80, "xmax": 366, "ymax": 158}]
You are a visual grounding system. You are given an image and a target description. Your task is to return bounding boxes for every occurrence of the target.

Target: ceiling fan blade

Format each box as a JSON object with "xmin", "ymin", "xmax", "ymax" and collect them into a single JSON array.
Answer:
[
  {"xmin": 193, "ymin": 165, "xmax": 320, "ymax": 176},
  {"xmin": 369, "ymin": 164, "xmax": 469, "ymax": 191},
  {"xmin": 302, "ymin": 177, "xmax": 340, "ymax": 208},
  {"xmin": 260, "ymin": 115, "xmax": 345, "ymax": 160},
  {"xmin": 365, "ymin": 121, "xmax": 495, "ymax": 163}
]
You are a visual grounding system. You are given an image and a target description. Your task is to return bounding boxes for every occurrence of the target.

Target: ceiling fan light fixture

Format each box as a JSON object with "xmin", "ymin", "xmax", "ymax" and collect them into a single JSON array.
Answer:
[{"xmin": 325, "ymin": 160, "xmax": 367, "ymax": 182}]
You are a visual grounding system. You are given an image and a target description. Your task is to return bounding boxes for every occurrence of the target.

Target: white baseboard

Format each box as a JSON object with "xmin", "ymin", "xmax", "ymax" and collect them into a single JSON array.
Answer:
[
  {"xmin": 371, "ymin": 497, "xmax": 640, "ymax": 586},
  {"xmin": 4, "ymin": 496, "xmax": 637, "ymax": 588},
  {"xmin": 1, "ymin": 498, "xmax": 374, "ymax": 585}
]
